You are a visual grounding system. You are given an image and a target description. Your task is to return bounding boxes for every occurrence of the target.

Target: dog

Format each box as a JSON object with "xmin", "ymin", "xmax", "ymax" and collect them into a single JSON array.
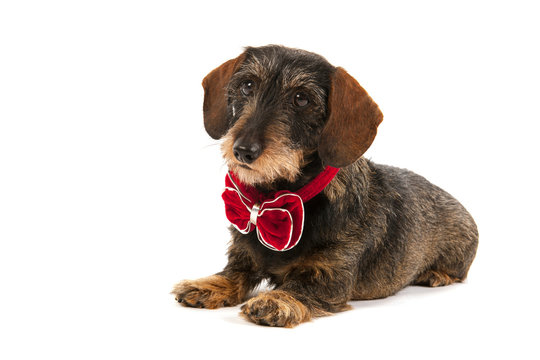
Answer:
[{"xmin": 172, "ymin": 45, "xmax": 478, "ymax": 327}]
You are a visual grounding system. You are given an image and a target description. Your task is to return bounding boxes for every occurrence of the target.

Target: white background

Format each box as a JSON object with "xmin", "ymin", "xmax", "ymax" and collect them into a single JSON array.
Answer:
[{"xmin": 1, "ymin": 1, "xmax": 539, "ymax": 359}]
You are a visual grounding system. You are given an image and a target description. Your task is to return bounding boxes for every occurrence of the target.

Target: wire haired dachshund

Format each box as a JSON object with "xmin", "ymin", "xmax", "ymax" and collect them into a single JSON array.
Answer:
[{"xmin": 172, "ymin": 45, "xmax": 478, "ymax": 327}]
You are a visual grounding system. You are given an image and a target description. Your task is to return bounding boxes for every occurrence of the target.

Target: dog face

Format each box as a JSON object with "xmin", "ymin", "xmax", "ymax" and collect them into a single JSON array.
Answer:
[{"xmin": 202, "ymin": 45, "xmax": 383, "ymax": 186}]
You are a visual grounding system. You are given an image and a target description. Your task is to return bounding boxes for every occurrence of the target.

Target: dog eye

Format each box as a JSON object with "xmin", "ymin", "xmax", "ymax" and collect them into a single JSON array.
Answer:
[
  {"xmin": 241, "ymin": 81, "xmax": 255, "ymax": 96},
  {"xmin": 293, "ymin": 92, "xmax": 309, "ymax": 107}
]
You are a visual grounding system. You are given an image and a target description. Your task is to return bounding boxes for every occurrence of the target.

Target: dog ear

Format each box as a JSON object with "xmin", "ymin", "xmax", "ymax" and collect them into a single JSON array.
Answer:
[
  {"xmin": 318, "ymin": 67, "xmax": 383, "ymax": 168},
  {"xmin": 202, "ymin": 54, "xmax": 245, "ymax": 139}
]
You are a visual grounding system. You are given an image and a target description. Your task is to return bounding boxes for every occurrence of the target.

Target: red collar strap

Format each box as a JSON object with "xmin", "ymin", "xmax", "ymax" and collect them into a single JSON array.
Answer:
[{"xmin": 222, "ymin": 166, "xmax": 340, "ymax": 251}]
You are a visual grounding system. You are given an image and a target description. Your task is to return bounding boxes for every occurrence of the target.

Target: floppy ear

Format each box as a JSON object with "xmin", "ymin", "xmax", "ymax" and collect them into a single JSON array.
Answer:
[
  {"xmin": 318, "ymin": 67, "xmax": 383, "ymax": 168},
  {"xmin": 201, "ymin": 54, "xmax": 245, "ymax": 139}
]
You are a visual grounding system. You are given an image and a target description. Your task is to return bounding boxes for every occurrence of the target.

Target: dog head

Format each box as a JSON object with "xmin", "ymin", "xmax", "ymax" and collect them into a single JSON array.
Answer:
[{"xmin": 202, "ymin": 45, "xmax": 383, "ymax": 186}]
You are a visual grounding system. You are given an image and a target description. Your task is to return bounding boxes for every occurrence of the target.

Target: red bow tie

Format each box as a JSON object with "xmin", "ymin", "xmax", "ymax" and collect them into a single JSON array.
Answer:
[{"xmin": 222, "ymin": 166, "xmax": 339, "ymax": 251}]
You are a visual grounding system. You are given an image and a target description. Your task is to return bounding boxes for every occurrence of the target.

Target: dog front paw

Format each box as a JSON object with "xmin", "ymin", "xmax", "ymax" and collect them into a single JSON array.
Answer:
[
  {"xmin": 172, "ymin": 275, "xmax": 242, "ymax": 309},
  {"xmin": 240, "ymin": 290, "xmax": 310, "ymax": 327}
]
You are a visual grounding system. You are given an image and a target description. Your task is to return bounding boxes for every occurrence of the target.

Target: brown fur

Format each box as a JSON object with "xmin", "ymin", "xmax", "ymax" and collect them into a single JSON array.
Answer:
[
  {"xmin": 202, "ymin": 54, "xmax": 245, "ymax": 139},
  {"xmin": 413, "ymin": 270, "xmax": 462, "ymax": 287},
  {"xmin": 240, "ymin": 290, "xmax": 315, "ymax": 328},
  {"xmin": 319, "ymin": 67, "xmax": 383, "ymax": 168},
  {"xmin": 172, "ymin": 274, "xmax": 249, "ymax": 309}
]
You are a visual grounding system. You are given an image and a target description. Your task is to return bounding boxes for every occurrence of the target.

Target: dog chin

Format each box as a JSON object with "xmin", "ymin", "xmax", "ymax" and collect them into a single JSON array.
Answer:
[
  {"xmin": 226, "ymin": 160, "xmax": 299, "ymax": 187},
  {"xmin": 227, "ymin": 162, "xmax": 266, "ymax": 186}
]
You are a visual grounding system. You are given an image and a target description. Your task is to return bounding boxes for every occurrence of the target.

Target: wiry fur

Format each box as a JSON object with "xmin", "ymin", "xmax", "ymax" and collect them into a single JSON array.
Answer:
[
  {"xmin": 172, "ymin": 45, "xmax": 479, "ymax": 327},
  {"xmin": 221, "ymin": 104, "xmax": 304, "ymax": 186}
]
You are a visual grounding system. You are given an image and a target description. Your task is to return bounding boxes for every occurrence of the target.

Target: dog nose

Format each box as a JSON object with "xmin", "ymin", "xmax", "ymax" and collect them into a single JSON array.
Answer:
[{"xmin": 233, "ymin": 140, "xmax": 262, "ymax": 164}]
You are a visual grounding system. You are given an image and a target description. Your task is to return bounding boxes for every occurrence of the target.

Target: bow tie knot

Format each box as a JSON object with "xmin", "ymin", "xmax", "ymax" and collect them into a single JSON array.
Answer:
[{"xmin": 249, "ymin": 203, "xmax": 261, "ymax": 226}]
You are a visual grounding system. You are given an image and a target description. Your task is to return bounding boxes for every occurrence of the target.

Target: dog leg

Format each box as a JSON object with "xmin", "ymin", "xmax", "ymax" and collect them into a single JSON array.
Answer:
[
  {"xmin": 240, "ymin": 290, "xmax": 313, "ymax": 327},
  {"xmin": 413, "ymin": 269, "xmax": 463, "ymax": 287},
  {"xmin": 413, "ymin": 244, "xmax": 476, "ymax": 287},
  {"xmin": 241, "ymin": 259, "xmax": 354, "ymax": 327},
  {"xmin": 172, "ymin": 244, "xmax": 262, "ymax": 309},
  {"xmin": 172, "ymin": 269, "xmax": 259, "ymax": 309},
  {"xmin": 172, "ymin": 274, "xmax": 241, "ymax": 308},
  {"xmin": 240, "ymin": 287, "xmax": 351, "ymax": 327}
]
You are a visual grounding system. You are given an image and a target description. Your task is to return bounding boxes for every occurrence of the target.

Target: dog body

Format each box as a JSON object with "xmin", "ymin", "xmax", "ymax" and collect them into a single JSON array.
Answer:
[{"xmin": 173, "ymin": 45, "xmax": 478, "ymax": 327}]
